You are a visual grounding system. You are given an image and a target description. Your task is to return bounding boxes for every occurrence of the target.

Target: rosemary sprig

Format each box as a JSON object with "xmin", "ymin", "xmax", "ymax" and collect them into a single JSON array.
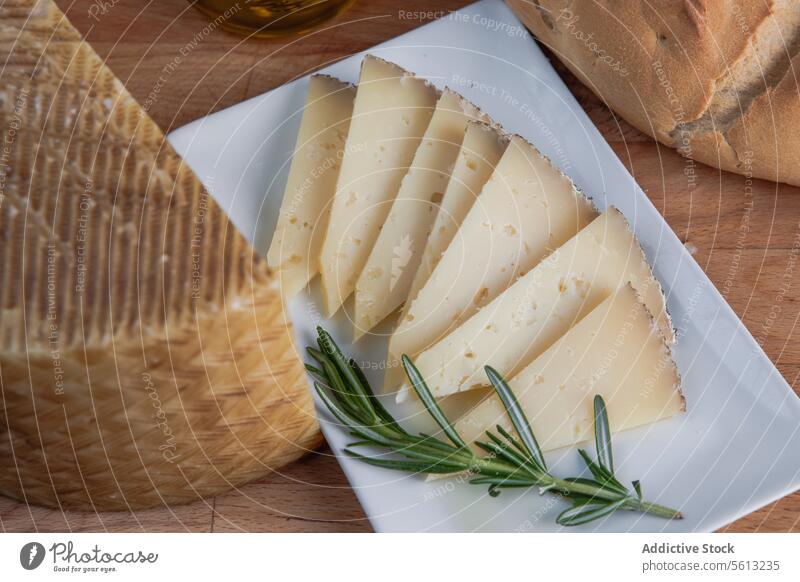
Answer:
[{"xmin": 308, "ymin": 327, "xmax": 682, "ymax": 526}]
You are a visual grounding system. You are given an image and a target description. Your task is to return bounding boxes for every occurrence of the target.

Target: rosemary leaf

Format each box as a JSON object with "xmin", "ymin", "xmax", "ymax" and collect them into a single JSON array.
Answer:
[
  {"xmin": 321, "ymin": 357, "xmax": 372, "ymax": 424},
  {"xmin": 593, "ymin": 394, "xmax": 614, "ymax": 473},
  {"xmin": 577, "ymin": 450, "xmax": 629, "ymax": 496},
  {"xmin": 348, "ymin": 358, "xmax": 404, "ymax": 432},
  {"xmin": 474, "ymin": 440, "xmax": 538, "ymax": 479},
  {"xmin": 483, "ymin": 432, "xmax": 541, "ymax": 476},
  {"xmin": 557, "ymin": 498, "xmax": 628, "ymax": 526},
  {"xmin": 313, "ymin": 383, "xmax": 399, "ymax": 448},
  {"xmin": 485, "ymin": 365, "xmax": 547, "ymax": 472},
  {"xmin": 560, "ymin": 477, "xmax": 627, "ymax": 499},
  {"xmin": 402, "ymin": 355, "xmax": 468, "ymax": 450},
  {"xmin": 469, "ymin": 477, "xmax": 536, "ymax": 488},
  {"xmin": 344, "ymin": 449, "xmax": 465, "ymax": 474},
  {"xmin": 304, "ymin": 363, "xmax": 326, "ymax": 379},
  {"xmin": 317, "ymin": 327, "xmax": 375, "ymax": 415},
  {"xmin": 562, "ymin": 494, "xmax": 603, "ymax": 507},
  {"xmin": 308, "ymin": 347, "xmax": 367, "ymax": 422},
  {"xmin": 418, "ymin": 433, "xmax": 471, "ymax": 453}
]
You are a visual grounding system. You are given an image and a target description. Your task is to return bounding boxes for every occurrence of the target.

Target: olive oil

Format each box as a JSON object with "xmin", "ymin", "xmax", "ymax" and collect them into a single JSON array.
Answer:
[{"xmin": 191, "ymin": 0, "xmax": 356, "ymax": 38}]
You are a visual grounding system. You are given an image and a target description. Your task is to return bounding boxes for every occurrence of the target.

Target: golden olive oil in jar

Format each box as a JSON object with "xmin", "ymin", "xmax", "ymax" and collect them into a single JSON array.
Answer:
[{"xmin": 191, "ymin": 0, "xmax": 356, "ymax": 38}]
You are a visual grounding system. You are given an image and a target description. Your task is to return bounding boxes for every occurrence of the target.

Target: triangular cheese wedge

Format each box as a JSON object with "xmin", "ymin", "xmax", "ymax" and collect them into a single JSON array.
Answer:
[
  {"xmin": 399, "ymin": 120, "xmax": 508, "ymax": 326},
  {"xmin": 319, "ymin": 55, "xmax": 438, "ymax": 316},
  {"xmin": 267, "ymin": 75, "xmax": 355, "ymax": 298},
  {"xmin": 353, "ymin": 89, "xmax": 490, "ymax": 337},
  {"xmin": 387, "ymin": 135, "xmax": 597, "ymax": 387},
  {"xmin": 404, "ymin": 208, "xmax": 672, "ymax": 400},
  {"xmin": 454, "ymin": 284, "xmax": 684, "ymax": 452}
]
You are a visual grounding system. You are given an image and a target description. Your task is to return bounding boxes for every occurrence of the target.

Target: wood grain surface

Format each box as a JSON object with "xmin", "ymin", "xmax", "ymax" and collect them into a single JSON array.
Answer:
[{"xmin": 1, "ymin": 0, "xmax": 798, "ymax": 533}]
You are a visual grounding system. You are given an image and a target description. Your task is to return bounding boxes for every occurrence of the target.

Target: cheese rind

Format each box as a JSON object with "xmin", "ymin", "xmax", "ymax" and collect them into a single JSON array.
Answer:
[
  {"xmin": 399, "ymin": 120, "xmax": 508, "ymax": 325},
  {"xmin": 267, "ymin": 75, "xmax": 355, "ymax": 298},
  {"xmin": 353, "ymin": 90, "xmax": 489, "ymax": 337},
  {"xmin": 388, "ymin": 135, "xmax": 597, "ymax": 387},
  {"xmin": 454, "ymin": 284, "xmax": 684, "ymax": 452},
  {"xmin": 319, "ymin": 55, "xmax": 438, "ymax": 316},
  {"xmin": 408, "ymin": 208, "xmax": 672, "ymax": 398}
]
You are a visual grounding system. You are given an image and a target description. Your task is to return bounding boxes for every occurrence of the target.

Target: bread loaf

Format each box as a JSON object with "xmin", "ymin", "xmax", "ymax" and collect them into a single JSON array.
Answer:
[
  {"xmin": 508, "ymin": 0, "xmax": 800, "ymax": 187},
  {"xmin": 0, "ymin": 0, "xmax": 320, "ymax": 510}
]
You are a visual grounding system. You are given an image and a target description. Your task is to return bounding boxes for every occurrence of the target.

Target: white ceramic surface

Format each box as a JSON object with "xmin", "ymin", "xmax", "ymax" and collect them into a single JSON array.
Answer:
[{"xmin": 168, "ymin": 0, "xmax": 800, "ymax": 532}]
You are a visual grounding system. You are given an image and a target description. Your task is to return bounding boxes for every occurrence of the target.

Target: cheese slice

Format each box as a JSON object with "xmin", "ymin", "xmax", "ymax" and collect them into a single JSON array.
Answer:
[
  {"xmin": 387, "ymin": 135, "xmax": 597, "ymax": 389},
  {"xmin": 267, "ymin": 75, "xmax": 355, "ymax": 298},
  {"xmin": 353, "ymin": 89, "xmax": 489, "ymax": 337},
  {"xmin": 408, "ymin": 208, "xmax": 673, "ymax": 399},
  {"xmin": 454, "ymin": 284, "xmax": 685, "ymax": 452},
  {"xmin": 399, "ymin": 120, "xmax": 508, "ymax": 325},
  {"xmin": 319, "ymin": 55, "xmax": 438, "ymax": 316}
]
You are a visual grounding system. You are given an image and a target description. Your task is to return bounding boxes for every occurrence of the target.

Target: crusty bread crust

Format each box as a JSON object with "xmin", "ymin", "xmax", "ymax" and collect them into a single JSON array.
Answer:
[{"xmin": 509, "ymin": 0, "xmax": 800, "ymax": 186}]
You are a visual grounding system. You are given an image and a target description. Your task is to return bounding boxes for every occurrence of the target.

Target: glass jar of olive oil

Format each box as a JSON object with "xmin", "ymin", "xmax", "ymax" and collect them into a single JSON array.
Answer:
[{"xmin": 192, "ymin": 0, "xmax": 356, "ymax": 38}]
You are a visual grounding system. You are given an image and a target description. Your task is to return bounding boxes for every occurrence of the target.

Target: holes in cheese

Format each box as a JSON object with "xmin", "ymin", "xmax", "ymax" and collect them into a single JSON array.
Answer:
[
  {"xmin": 398, "ymin": 120, "xmax": 509, "ymax": 328},
  {"xmin": 454, "ymin": 284, "xmax": 685, "ymax": 452},
  {"xmin": 403, "ymin": 207, "xmax": 673, "ymax": 400},
  {"xmin": 267, "ymin": 74, "xmax": 355, "ymax": 298},
  {"xmin": 353, "ymin": 89, "xmax": 492, "ymax": 337},
  {"xmin": 319, "ymin": 55, "xmax": 438, "ymax": 316},
  {"xmin": 387, "ymin": 135, "xmax": 597, "ymax": 386}
]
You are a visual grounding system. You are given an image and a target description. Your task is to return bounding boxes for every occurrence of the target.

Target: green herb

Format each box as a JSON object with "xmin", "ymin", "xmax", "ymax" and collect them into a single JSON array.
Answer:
[{"xmin": 307, "ymin": 327, "xmax": 682, "ymax": 527}]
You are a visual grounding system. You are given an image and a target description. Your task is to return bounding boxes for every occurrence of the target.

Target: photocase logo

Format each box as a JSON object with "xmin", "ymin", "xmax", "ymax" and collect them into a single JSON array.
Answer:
[
  {"xmin": 390, "ymin": 234, "xmax": 414, "ymax": 291},
  {"xmin": 20, "ymin": 542, "xmax": 46, "ymax": 570}
]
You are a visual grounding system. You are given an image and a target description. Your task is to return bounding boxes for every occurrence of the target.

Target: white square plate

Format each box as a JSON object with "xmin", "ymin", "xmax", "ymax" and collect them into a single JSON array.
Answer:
[{"xmin": 168, "ymin": 0, "xmax": 800, "ymax": 532}]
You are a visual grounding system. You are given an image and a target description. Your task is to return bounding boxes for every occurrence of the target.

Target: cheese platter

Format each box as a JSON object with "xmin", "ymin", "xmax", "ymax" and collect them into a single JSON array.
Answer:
[{"xmin": 168, "ymin": 0, "xmax": 800, "ymax": 532}]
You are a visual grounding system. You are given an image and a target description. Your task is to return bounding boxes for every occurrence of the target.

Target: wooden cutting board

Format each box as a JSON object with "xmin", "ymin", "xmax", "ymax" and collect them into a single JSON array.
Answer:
[{"xmin": 1, "ymin": 0, "xmax": 797, "ymax": 532}]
